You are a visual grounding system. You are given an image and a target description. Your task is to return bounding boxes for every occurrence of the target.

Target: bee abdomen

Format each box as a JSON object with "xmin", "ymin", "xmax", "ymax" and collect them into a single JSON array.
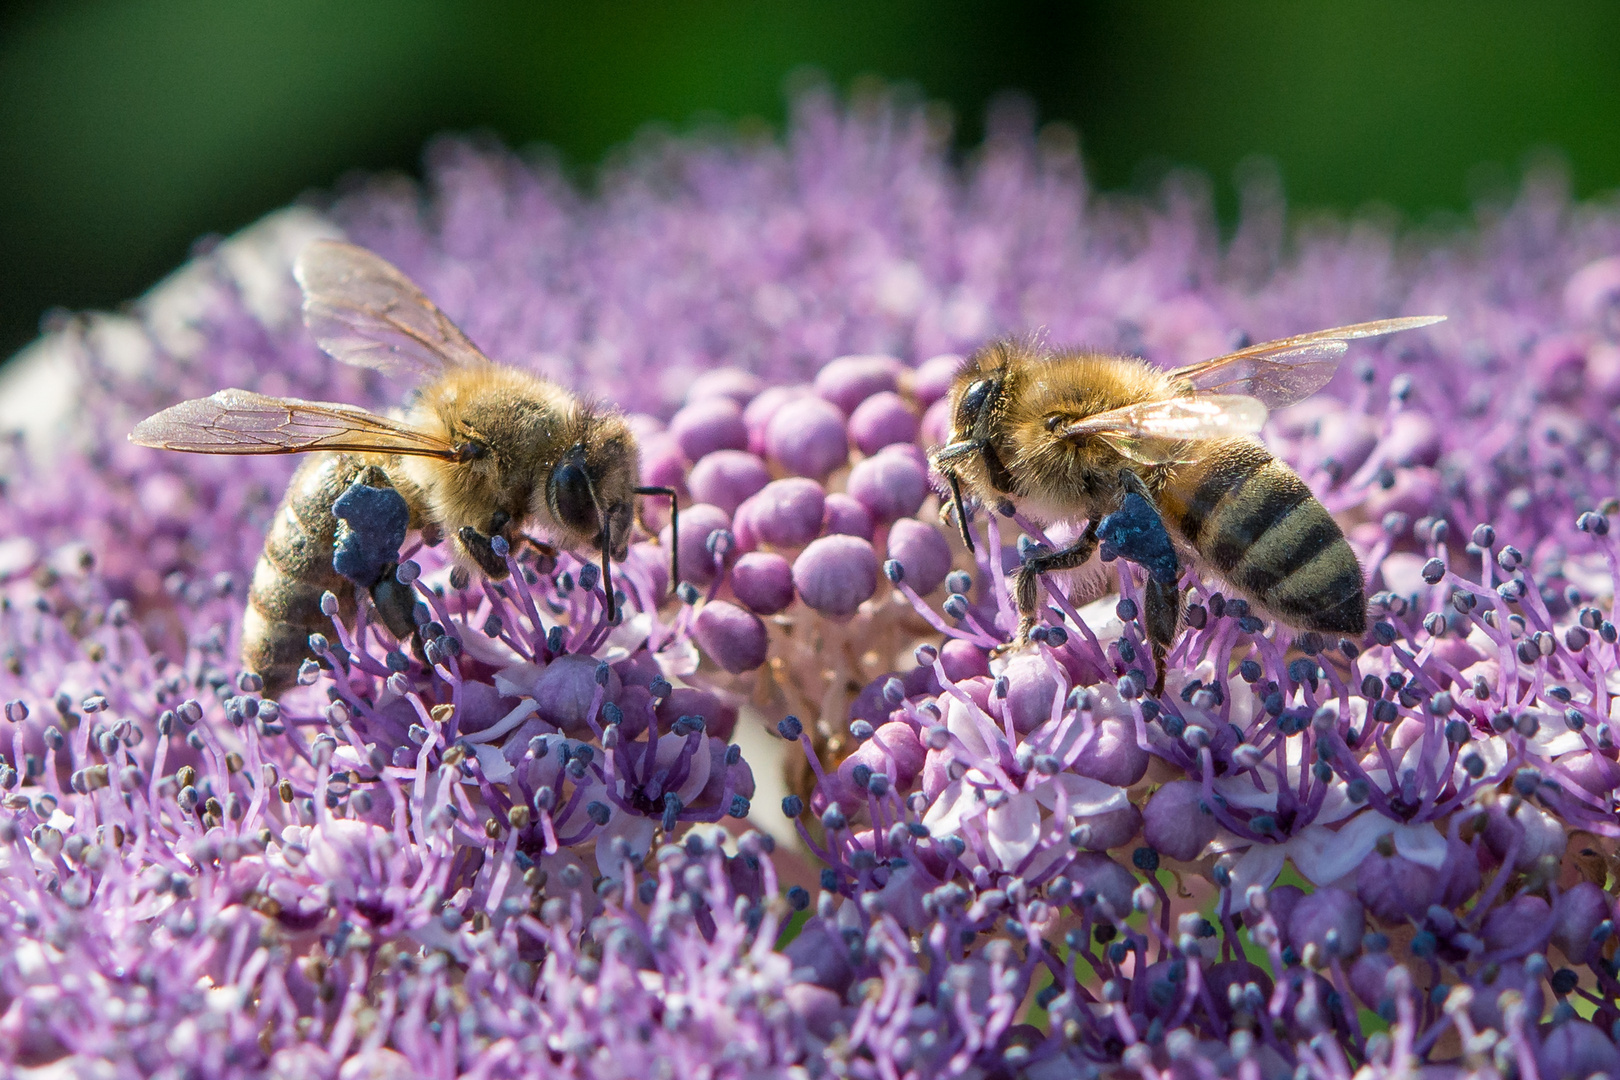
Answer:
[
  {"xmin": 243, "ymin": 455, "xmax": 358, "ymax": 696},
  {"xmin": 1166, "ymin": 441, "xmax": 1365, "ymax": 636}
]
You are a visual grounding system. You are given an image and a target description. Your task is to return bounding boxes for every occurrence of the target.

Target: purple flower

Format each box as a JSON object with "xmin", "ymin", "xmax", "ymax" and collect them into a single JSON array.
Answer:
[{"xmin": 5, "ymin": 83, "xmax": 1620, "ymax": 1077}]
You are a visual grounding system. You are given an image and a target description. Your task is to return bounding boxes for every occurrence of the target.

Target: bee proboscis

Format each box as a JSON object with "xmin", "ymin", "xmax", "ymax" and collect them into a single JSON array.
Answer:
[
  {"xmin": 132, "ymin": 241, "xmax": 677, "ymax": 696},
  {"xmin": 933, "ymin": 316, "xmax": 1446, "ymax": 693}
]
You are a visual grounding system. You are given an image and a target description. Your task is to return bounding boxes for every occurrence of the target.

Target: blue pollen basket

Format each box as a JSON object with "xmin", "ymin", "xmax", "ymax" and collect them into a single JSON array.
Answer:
[
  {"xmin": 1096, "ymin": 492, "xmax": 1180, "ymax": 585},
  {"xmin": 332, "ymin": 480, "xmax": 411, "ymax": 588}
]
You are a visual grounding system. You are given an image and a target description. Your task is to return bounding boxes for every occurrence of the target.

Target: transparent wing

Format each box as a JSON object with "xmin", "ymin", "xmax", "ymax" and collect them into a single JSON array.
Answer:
[
  {"xmin": 130, "ymin": 389, "xmax": 459, "ymax": 459},
  {"xmin": 1166, "ymin": 316, "xmax": 1445, "ymax": 408},
  {"xmin": 1055, "ymin": 394, "xmax": 1268, "ymax": 447},
  {"xmin": 295, "ymin": 240, "xmax": 489, "ymax": 379}
]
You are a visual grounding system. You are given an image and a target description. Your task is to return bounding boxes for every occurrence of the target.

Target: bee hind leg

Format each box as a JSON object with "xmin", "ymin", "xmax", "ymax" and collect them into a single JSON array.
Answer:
[
  {"xmin": 1142, "ymin": 576, "xmax": 1180, "ymax": 697},
  {"xmin": 1012, "ymin": 518, "xmax": 1100, "ymax": 645}
]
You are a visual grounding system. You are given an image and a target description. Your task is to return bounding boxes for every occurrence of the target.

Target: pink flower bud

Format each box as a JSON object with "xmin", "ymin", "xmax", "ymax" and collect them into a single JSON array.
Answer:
[
  {"xmin": 765, "ymin": 397, "xmax": 848, "ymax": 480},
  {"xmin": 1141, "ymin": 780, "xmax": 1216, "ymax": 862},
  {"xmin": 910, "ymin": 353, "xmax": 963, "ymax": 407},
  {"xmin": 847, "ymin": 391, "xmax": 919, "ymax": 455},
  {"xmin": 1356, "ymin": 850, "xmax": 1439, "ymax": 924},
  {"xmin": 1071, "ymin": 716, "xmax": 1149, "ymax": 788},
  {"xmin": 639, "ymin": 432, "xmax": 688, "ymax": 492},
  {"xmin": 670, "ymin": 397, "xmax": 748, "ymax": 461},
  {"xmin": 885, "ymin": 518, "xmax": 952, "ymax": 595},
  {"xmin": 687, "ymin": 450, "xmax": 769, "ymax": 515},
  {"xmin": 938, "ymin": 638, "xmax": 989, "ymax": 682},
  {"xmin": 814, "ymin": 354, "xmax": 901, "ymax": 413},
  {"xmin": 821, "ymin": 492, "xmax": 874, "ymax": 539},
  {"xmin": 661, "ymin": 502, "xmax": 732, "ymax": 587},
  {"xmin": 783, "ymin": 917, "xmax": 854, "ymax": 993},
  {"xmin": 793, "ymin": 535, "xmax": 877, "ymax": 618},
  {"xmin": 743, "ymin": 478, "xmax": 825, "ymax": 549},
  {"xmin": 1349, "ymin": 952, "xmax": 1395, "ymax": 1009},
  {"xmin": 1468, "ymin": 959, "xmax": 1544, "ymax": 1032},
  {"xmin": 1537, "ymin": 1020, "xmax": 1620, "ymax": 1080},
  {"xmin": 1435, "ymin": 834, "xmax": 1482, "ymax": 908},
  {"xmin": 1065, "ymin": 853, "xmax": 1137, "ymax": 920},
  {"xmin": 847, "ymin": 448, "xmax": 928, "ymax": 524},
  {"xmin": 743, "ymin": 384, "xmax": 809, "ymax": 451},
  {"xmin": 730, "ymin": 551, "xmax": 794, "ymax": 615},
  {"xmin": 1286, "ymin": 887, "xmax": 1364, "ymax": 958},
  {"xmin": 655, "ymin": 687, "xmax": 738, "ymax": 742},
  {"xmin": 686, "ymin": 367, "xmax": 763, "ymax": 407},
  {"xmin": 1550, "ymin": 881, "xmax": 1613, "ymax": 962},
  {"xmin": 996, "ymin": 654, "xmax": 1059, "ymax": 735},
  {"xmin": 1072, "ymin": 803, "xmax": 1141, "ymax": 852},
  {"xmin": 534, "ymin": 654, "xmax": 621, "ymax": 736},
  {"xmin": 1482, "ymin": 894, "xmax": 1550, "ymax": 953},
  {"xmin": 692, "ymin": 601, "xmax": 768, "ymax": 674}
]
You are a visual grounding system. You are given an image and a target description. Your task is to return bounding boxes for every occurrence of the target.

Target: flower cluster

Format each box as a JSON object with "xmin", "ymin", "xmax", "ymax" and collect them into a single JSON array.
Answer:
[{"xmin": 2, "ymin": 86, "xmax": 1620, "ymax": 1078}]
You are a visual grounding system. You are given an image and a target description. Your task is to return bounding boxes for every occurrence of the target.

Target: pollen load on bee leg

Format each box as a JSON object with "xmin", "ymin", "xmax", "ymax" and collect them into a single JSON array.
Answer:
[
  {"xmin": 331, "ymin": 477, "xmax": 411, "ymax": 589},
  {"xmin": 1096, "ymin": 491, "xmax": 1180, "ymax": 585}
]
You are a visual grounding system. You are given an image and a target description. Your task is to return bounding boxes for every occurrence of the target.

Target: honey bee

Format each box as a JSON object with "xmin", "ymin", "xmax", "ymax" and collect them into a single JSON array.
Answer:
[
  {"xmin": 132, "ymin": 241, "xmax": 676, "ymax": 695},
  {"xmin": 932, "ymin": 316, "xmax": 1445, "ymax": 693}
]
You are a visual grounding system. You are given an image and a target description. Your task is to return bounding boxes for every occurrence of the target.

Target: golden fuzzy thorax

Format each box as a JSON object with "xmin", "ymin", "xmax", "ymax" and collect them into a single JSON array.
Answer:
[
  {"xmin": 943, "ymin": 341, "xmax": 1176, "ymax": 524},
  {"xmin": 393, "ymin": 365, "xmax": 640, "ymax": 560}
]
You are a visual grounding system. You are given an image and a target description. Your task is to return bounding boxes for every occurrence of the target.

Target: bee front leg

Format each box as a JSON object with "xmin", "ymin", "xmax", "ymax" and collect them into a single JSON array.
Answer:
[{"xmin": 1012, "ymin": 518, "xmax": 1100, "ymax": 645}]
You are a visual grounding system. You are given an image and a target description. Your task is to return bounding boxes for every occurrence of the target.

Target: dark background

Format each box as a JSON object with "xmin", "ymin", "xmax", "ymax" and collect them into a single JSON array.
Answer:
[{"xmin": 3, "ymin": 0, "xmax": 1618, "ymax": 362}]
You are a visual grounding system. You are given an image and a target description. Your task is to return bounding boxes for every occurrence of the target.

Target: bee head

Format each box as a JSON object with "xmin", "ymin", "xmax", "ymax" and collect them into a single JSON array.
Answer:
[{"xmin": 546, "ymin": 438, "xmax": 636, "ymax": 563}]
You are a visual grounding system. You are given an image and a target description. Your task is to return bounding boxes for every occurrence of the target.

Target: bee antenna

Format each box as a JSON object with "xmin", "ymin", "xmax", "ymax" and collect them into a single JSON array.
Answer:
[{"xmin": 634, "ymin": 485, "xmax": 680, "ymax": 595}]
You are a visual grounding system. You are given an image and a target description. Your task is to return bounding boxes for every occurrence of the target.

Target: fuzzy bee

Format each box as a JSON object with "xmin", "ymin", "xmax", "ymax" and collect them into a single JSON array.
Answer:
[
  {"xmin": 132, "ymin": 241, "xmax": 675, "ymax": 695},
  {"xmin": 933, "ymin": 316, "xmax": 1444, "ymax": 693}
]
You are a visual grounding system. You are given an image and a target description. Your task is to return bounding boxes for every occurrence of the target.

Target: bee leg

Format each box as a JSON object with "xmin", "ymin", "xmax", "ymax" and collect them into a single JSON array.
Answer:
[
  {"xmin": 520, "ymin": 533, "xmax": 560, "ymax": 574},
  {"xmin": 370, "ymin": 565, "xmax": 420, "ymax": 642},
  {"xmin": 457, "ymin": 526, "xmax": 511, "ymax": 579},
  {"xmin": 1142, "ymin": 576, "xmax": 1181, "ymax": 697},
  {"xmin": 1108, "ymin": 469, "xmax": 1182, "ymax": 697},
  {"xmin": 1012, "ymin": 518, "xmax": 1100, "ymax": 644}
]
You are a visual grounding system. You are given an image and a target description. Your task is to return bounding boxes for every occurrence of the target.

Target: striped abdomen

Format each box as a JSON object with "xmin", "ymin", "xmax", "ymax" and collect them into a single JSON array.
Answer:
[
  {"xmin": 243, "ymin": 454, "xmax": 360, "ymax": 696},
  {"xmin": 1157, "ymin": 439, "xmax": 1366, "ymax": 636}
]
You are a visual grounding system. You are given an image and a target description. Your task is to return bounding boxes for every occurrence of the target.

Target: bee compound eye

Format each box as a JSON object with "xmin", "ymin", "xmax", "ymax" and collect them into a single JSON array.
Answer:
[
  {"xmin": 958, "ymin": 379, "xmax": 994, "ymax": 424},
  {"xmin": 551, "ymin": 456, "xmax": 597, "ymax": 534}
]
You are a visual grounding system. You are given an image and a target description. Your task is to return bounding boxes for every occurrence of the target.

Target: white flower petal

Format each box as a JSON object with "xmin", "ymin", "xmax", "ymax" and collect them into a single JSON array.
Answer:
[
  {"xmin": 595, "ymin": 813, "xmax": 658, "ymax": 875},
  {"xmin": 1392, "ymin": 821, "xmax": 1448, "ymax": 868},
  {"xmin": 1212, "ymin": 774, "xmax": 1279, "ymax": 813},
  {"xmin": 1228, "ymin": 844, "xmax": 1288, "ymax": 898},
  {"xmin": 986, "ymin": 792, "xmax": 1042, "ymax": 870},
  {"xmin": 923, "ymin": 779, "xmax": 977, "ymax": 838},
  {"xmin": 945, "ymin": 693, "xmax": 997, "ymax": 762},
  {"xmin": 1289, "ymin": 814, "xmax": 1391, "ymax": 885},
  {"xmin": 472, "ymin": 742, "xmax": 515, "ymax": 785},
  {"xmin": 1397, "ymin": 732, "xmax": 1449, "ymax": 786},
  {"xmin": 1035, "ymin": 774, "xmax": 1127, "ymax": 818}
]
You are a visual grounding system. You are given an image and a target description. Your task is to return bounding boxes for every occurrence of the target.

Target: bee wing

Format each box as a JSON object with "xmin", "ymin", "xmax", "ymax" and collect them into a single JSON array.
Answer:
[
  {"xmin": 1165, "ymin": 316, "xmax": 1445, "ymax": 408},
  {"xmin": 295, "ymin": 240, "xmax": 489, "ymax": 379},
  {"xmin": 1055, "ymin": 395, "xmax": 1269, "ymax": 464},
  {"xmin": 130, "ymin": 389, "xmax": 460, "ymax": 459}
]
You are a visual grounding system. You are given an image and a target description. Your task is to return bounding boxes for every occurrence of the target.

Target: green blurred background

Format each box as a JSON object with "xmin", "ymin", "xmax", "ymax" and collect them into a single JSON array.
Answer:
[{"xmin": 3, "ymin": 0, "xmax": 1619, "ymax": 361}]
